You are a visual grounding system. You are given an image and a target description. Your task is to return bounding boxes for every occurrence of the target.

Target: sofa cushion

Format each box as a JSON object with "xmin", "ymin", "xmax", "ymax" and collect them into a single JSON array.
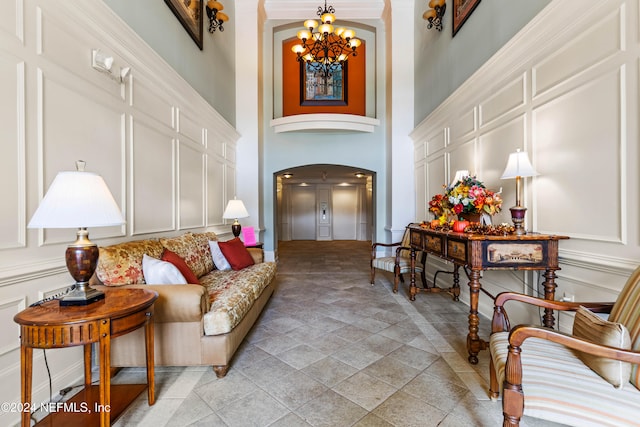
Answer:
[
  {"xmin": 162, "ymin": 249, "xmax": 200, "ymax": 284},
  {"xmin": 201, "ymin": 261, "xmax": 277, "ymax": 335},
  {"xmin": 190, "ymin": 232, "xmax": 216, "ymax": 274},
  {"xmin": 491, "ymin": 331, "xmax": 640, "ymax": 426},
  {"xmin": 96, "ymin": 239, "xmax": 164, "ymax": 285},
  {"xmin": 209, "ymin": 241, "xmax": 231, "ymax": 271},
  {"xmin": 573, "ymin": 305, "xmax": 631, "ymax": 388},
  {"xmin": 608, "ymin": 265, "xmax": 640, "ymax": 389},
  {"xmin": 218, "ymin": 237, "xmax": 255, "ymax": 270},
  {"xmin": 160, "ymin": 233, "xmax": 207, "ymax": 278},
  {"xmin": 142, "ymin": 254, "xmax": 187, "ymax": 285}
]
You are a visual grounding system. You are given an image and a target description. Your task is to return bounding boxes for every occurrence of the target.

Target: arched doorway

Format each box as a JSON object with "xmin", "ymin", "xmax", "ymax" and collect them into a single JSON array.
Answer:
[{"xmin": 275, "ymin": 164, "xmax": 375, "ymax": 242}]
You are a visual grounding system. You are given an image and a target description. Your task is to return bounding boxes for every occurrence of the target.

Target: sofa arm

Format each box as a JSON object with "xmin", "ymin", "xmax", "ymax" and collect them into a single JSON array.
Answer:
[{"xmin": 95, "ymin": 284, "xmax": 207, "ymax": 323}]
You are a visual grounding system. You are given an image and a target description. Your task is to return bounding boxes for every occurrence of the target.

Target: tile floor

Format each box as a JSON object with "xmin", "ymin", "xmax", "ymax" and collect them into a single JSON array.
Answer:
[{"xmin": 110, "ymin": 240, "xmax": 564, "ymax": 427}]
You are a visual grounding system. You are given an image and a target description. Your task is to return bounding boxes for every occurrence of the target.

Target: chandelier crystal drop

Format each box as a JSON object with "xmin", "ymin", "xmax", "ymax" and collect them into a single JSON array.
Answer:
[{"xmin": 291, "ymin": 0, "xmax": 360, "ymax": 78}]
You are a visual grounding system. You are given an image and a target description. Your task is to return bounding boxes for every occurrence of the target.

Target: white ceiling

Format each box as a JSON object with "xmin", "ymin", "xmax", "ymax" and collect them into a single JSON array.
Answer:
[{"xmin": 263, "ymin": 0, "xmax": 386, "ymax": 20}]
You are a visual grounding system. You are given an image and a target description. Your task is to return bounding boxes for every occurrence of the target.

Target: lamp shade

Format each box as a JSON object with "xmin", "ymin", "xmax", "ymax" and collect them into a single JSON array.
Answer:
[
  {"xmin": 450, "ymin": 170, "xmax": 470, "ymax": 187},
  {"xmin": 28, "ymin": 170, "xmax": 125, "ymax": 229},
  {"xmin": 501, "ymin": 150, "xmax": 538, "ymax": 179},
  {"xmin": 222, "ymin": 199, "xmax": 249, "ymax": 219}
]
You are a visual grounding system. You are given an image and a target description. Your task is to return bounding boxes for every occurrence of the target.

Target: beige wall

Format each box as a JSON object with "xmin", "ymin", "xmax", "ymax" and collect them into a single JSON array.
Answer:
[
  {"xmin": 0, "ymin": 1, "xmax": 238, "ymax": 424},
  {"xmin": 412, "ymin": 0, "xmax": 640, "ymax": 329}
]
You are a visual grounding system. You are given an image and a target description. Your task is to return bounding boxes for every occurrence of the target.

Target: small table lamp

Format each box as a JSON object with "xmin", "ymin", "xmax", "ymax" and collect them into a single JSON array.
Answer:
[
  {"xmin": 501, "ymin": 149, "xmax": 538, "ymax": 235},
  {"xmin": 450, "ymin": 170, "xmax": 470, "ymax": 187},
  {"xmin": 28, "ymin": 161, "xmax": 125, "ymax": 306},
  {"xmin": 222, "ymin": 198, "xmax": 249, "ymax": 237}
]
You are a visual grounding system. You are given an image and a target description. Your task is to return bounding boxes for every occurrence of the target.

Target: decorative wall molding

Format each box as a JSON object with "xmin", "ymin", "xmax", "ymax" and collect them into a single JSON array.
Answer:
[
  {"xmin": 0, "ymin": 1, "xmax": 240, "ymax": 422},
  {"xmin": 270, "ymin": 114, "xmax": 380, "ymax": 133},
  {"xmin": 411, "ymin": 0, "xmax": 639, "ymax": 320}
]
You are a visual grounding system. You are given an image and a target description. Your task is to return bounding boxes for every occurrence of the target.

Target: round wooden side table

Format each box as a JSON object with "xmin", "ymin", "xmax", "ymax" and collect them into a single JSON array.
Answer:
[{"xmin": 14, "ymin": 288, "xmax": 158, "ymax": 427}]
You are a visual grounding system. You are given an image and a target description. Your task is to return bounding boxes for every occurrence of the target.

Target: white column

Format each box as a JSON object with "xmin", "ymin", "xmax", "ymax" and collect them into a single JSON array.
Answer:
[
  {"xmin": 234, "ymin": 0, "xmax": 262, "ymax": 238},
  {"xmin": 389, "ymin": 0, "xmax": 416, "ymax": 238}
]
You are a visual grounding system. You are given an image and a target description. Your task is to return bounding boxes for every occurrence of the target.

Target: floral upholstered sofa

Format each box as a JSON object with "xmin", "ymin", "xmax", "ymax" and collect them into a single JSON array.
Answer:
[{"xmin": 90, "ymin": 231, "xmax": 277, "ymax": 378}]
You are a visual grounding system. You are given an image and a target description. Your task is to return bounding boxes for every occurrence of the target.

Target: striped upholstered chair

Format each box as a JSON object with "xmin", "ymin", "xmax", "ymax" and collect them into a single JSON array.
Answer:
[
  {"xmin": 370, "ymin": 224, "xmax": 427, "ymax": 293},
  {"xmin": 489, "ymin": 265, "xmax": 640, "ymax": 426}
]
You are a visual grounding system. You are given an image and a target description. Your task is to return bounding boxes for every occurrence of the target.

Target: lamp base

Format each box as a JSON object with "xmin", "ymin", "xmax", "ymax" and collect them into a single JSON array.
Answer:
[
  {"xmin": 509, "ymin": 206, "xmax": 527, "ymax": 236},
  {"xmin": 60, "ymin": 284, "xmax": 105, "ymax": 306},
  {"xmin": 231, "ymin": 223, "xmax": 242, "ymax": 238},
  {"xmin": 61, "ymin": 228, "xmax": 104, "ymax": 306}
]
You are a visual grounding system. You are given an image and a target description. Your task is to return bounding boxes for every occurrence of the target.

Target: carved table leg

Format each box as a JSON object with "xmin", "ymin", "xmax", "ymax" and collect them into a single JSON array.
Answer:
[
  {"xmin": 84, "ymin": 344, "xmax": 92, "ymax": 387},
  {"xmin": 20, "ymin": 344, "xmax": 32, "ymax": 427},
  {"xmin": 467, "ymin": 269, "xmax": 483, "ymax": 364},
  {"xmin": 145, "ymin": 309, "xmax": 155, "ymax": 405},
  {"xmin": 452, "ymin": 265, "xmax": 461, "ymax": 301},
  {"xmin": 542, "ymin": 268, "xmax": 558, "ymax": 328},
  {"xmin": 410, "ymin": 248, "xmax": 417, "ymax": 301},
  {"xmin": 99, "ymin": 319, "xmax": 111, "ymax": 427}
]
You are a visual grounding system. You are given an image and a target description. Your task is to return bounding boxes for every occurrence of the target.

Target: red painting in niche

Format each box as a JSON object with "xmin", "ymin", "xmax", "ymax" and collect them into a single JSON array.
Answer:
[{"xmin": 282, "ymin": 37, "xmax": 366, "ymax": 117}]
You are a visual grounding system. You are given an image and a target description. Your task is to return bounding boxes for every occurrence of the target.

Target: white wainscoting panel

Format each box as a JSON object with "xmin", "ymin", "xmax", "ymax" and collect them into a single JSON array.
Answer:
[
  {"xmin": 411, "ymin": 0, "xmax": 640, "ymax": 326},
  {"xmin": 533, "ymin": 69, "xmax": 624, "ymax": 241},
  {"xmin": 479, "ymin": 73, "xmax": 526, "ymax": 129},
  {"xmin": 450, "ymin": 107, "xmax": 476, "ymax": 143},
  {"xmin": 131, "ymin": 120, "xmax": 176, "ymax": 235},
  {"xmin": 0, "ymin": 55, "xmax": 25, "ymax": 250},
  {"xmin": 0, "ymin": 1, "xmax": 240, "ymax": 423},
  {"xmin": 178, "ymin": 142, "xmax": 206, "ymax": 229}
]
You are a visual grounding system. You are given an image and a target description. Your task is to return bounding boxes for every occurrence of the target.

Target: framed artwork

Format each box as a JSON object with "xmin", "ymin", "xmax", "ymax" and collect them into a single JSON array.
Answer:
[
  {"xmin": 300, "ymin": 62, "xmax": 348, "ymax": 106},
  {"xmin": 165, "ymin": 0, "xmax": 203, "ymax": 50},
  {"xmin": 452, "ymin": 0, "xmax": 481, "ymax": 37}
]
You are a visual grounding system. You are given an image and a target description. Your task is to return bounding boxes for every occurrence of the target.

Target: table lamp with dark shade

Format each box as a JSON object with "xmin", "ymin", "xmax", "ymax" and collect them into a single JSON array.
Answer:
[
  {"xmin": 222, "ymin": 198, "xmax": 249, "ymax": 237},
  {"xmin": 501, "ymin": 149, "xmax": 538, "ymax": 235},
  {"xmin": 27, "ymin": 161, "xmax": 125, "ymax": 306}
]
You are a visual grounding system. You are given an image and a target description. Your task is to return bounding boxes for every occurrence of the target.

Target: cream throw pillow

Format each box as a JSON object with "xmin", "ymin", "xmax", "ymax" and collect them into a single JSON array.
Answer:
[
  {"xmin": 573, "ymin": 305, "xmax": 631, "ymax": 388},
  {"xmin": 142, "ymin": 254, "xmax": 188, "ymax": 285},
  {"xmin": 209, "ymin": 240, "xmax": 232, "ymax": 271}
]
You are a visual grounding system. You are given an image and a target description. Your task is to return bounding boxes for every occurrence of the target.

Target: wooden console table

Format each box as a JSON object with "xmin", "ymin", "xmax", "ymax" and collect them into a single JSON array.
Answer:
[
  {"xmin": 14, "ymin": 288, "xmax": 158, "ymax": 427},
  {"xmin": 408, "ymin": 224, "xmax": 568, "ymax": 364}
]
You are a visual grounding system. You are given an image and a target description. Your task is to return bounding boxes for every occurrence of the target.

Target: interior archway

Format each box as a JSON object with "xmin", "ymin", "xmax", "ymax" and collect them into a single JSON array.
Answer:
[{"xmin": 274, "ymin": 164, "xmax": 376, "ymax": 249}]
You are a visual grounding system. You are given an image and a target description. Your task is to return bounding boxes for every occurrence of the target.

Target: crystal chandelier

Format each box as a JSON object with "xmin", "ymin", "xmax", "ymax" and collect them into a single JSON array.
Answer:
[{"xmin": 291, "ymin": 1, "xmax": 361, "ymax": 78}]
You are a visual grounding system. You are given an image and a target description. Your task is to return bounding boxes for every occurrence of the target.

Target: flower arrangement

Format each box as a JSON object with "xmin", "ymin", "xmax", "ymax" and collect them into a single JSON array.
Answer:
[{"xmin": 429, "ymin": 175, "xmax": 502, "ymax": 223}]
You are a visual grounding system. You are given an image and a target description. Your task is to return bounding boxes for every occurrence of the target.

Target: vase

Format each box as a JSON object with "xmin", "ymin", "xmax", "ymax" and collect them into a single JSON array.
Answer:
[{"xmin": 458, "ymin": 212, "xmax": 492, "ymax": 225}]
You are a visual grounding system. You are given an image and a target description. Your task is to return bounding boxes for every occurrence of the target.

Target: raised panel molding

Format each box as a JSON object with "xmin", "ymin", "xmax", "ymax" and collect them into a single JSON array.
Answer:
[
  {"xmin": 0, "ymin": 0, "xmax": 23, "ymax": 42},
  {"xmin": 532, "ymin": 5, "xmax": 623, "ymax": 98},
  {"xmin": 177, "ymin": 108, "xmax": 205, "ymax": 146},
  {"xmin": 132, "ymin": 78, "xmax": 173, "ymax": 128},
  {"xmin": 411, "ymin": 0, "xmax": 639, "ymax": 323},
  {"xmin": 426, "ymin": 128, "xmax": 447, "ymax": 155},
  {"xmin": 450, "ymin": 107, "xmax": 476, "ymax": 142},
  {"xmin": 533, "ymin": 68, "xmax": 624, "ymax": 242},
  {"xmin": 0, "ymin": 56, "xmax": 25, "ymax": 250},
  {"xmin": 0, "ymin": 296, "xmax": 26, "ymax": 356},
  {"xmin": 178, "ymin": 142, "xmax": 206, "ymax": 229},
  {"xmin": 130, "ymin": 120, "xmax": 176, "ymax": 235},
  {"xmin": 479, "ymin": 74, "xmax": 526, "ymax": 128}
]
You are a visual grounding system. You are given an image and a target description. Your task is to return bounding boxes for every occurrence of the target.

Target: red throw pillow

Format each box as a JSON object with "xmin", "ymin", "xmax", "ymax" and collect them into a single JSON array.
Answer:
[
  {"xmin": 161, "ymin": 249, "xmax": 200, "ymax": 284},
  {"xmin": 218, "ymin": 237, "xmax": 255, "ymax": 270}
]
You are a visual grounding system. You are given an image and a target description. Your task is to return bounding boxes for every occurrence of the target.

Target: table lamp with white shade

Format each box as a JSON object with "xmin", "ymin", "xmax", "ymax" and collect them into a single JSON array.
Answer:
[
  {"xmin": 501, "ymin": 149, "xmax": 538, "ymax": 235},
  {"xmin": 222, "ymin": 198, "xmax": 249, "ymax": 237},
  {"xmin": 28, "ymin": 161, "xmax": 125, "ymax": 306}
]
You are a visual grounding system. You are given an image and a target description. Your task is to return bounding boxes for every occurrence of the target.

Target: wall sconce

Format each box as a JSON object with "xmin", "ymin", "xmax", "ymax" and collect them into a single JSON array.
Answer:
[
  {"xmin": 501, "ymin": 149, "xmax": 538, "ymax": 235},
  {"xmin": 206, "ymin": 0, "xmax": 229, "ymax": 33},
  {"xmin": 91, "ymin": 49, "xmax": 131, "ymax": 83},
  {"xmin": 423, "ymin": 0, "xmax": 446, "ymax": 31}
]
